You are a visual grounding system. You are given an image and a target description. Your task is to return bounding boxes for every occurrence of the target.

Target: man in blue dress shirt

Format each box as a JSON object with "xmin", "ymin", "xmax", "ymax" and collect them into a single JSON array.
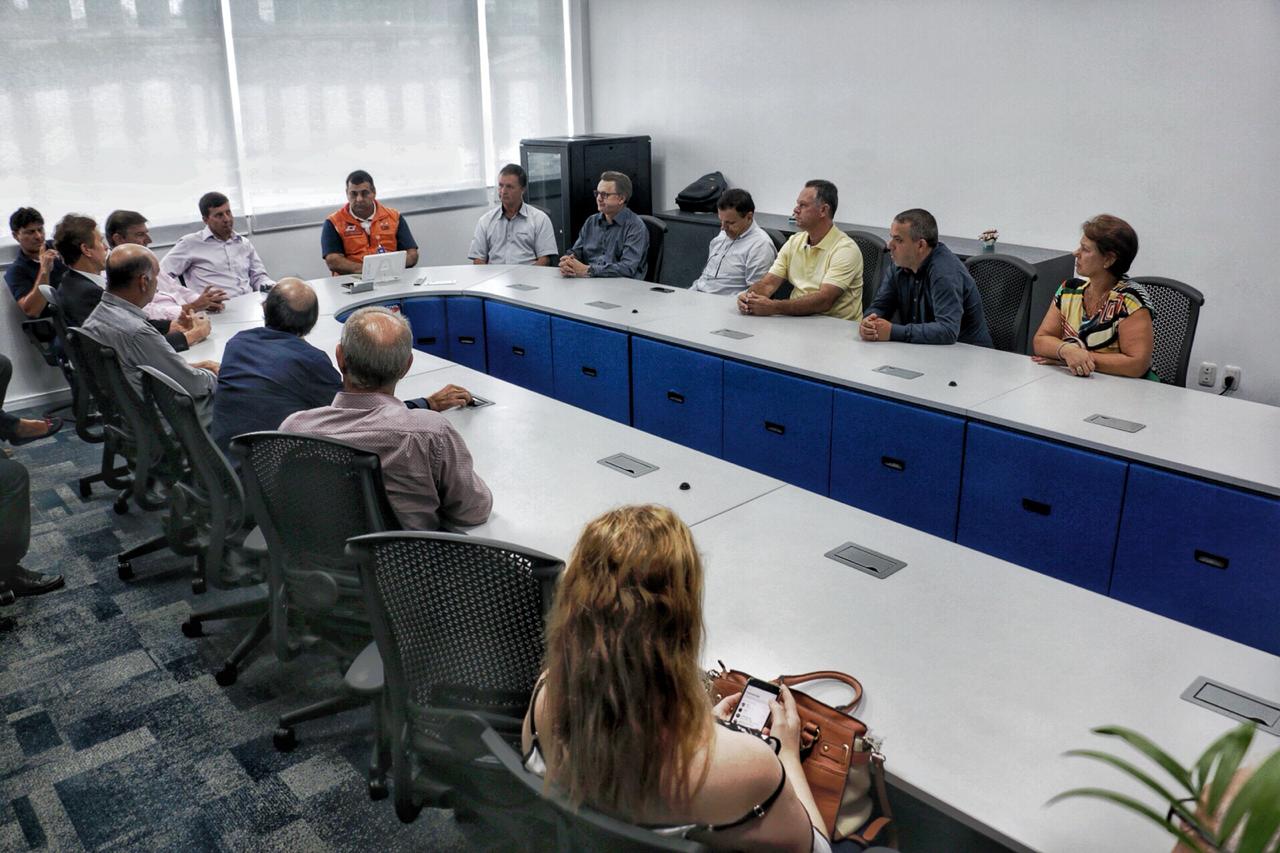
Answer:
[
  {"xmin": 558, "ymin": 171, "xmax": 649, "ymax": 279},
  {"xmin": 209, "ymin": 278, "xmax": 341, "ymax": 452}
]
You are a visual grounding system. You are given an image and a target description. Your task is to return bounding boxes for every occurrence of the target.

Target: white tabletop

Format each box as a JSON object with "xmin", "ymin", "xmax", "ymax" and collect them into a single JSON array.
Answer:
[
  {"xmin": 398, "ymin": 365, "xmax": 785, "ymax": 560},
  {"xmin": 469, "ymin": 265, "xmax": 699, "ymax": 332},
  {"xmin": 628, "ymin": 299, "xmax": 1051, "ymax": 415},
  {"xmin": 972, "ymin": 368, "xmax": 1280, "ymax": 496},
  {"xmin": 693, "ymin": 486, "xmax": 1280, "ymax": 853},
  {"xmin": 182, "ymin": 315, "xmax": 455, "ymax": 378}
]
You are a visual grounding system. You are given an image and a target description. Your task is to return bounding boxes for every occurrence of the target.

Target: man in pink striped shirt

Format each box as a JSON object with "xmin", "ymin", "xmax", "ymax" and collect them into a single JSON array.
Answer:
[
  {"xmin": 105, "ymin": 209, "xmax": 228, "ymax": 322},
  {"xmin": 282, "ymin": 306, "xmax": 491, "ymax": 531}
]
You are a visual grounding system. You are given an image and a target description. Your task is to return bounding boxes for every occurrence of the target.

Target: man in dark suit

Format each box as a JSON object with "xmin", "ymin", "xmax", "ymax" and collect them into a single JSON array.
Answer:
[{"xmin": 53, "ymin": 214, "xmax": 210, "ymax": 351}]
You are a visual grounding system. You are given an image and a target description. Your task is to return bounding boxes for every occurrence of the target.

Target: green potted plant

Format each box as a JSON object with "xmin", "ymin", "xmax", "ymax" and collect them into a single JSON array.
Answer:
[{"xmin": 1049, "ymin": 721, "xmax": 1280, "ymax": 852}]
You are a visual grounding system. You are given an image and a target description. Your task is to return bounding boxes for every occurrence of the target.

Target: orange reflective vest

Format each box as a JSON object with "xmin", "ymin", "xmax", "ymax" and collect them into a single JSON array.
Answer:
[{"xmin": 326, "ymin": 203, "xmax": 402, "ymax": 262}]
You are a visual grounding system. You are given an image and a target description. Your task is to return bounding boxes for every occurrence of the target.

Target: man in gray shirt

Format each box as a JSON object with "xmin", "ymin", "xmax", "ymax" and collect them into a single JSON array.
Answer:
[
  {"xmin": 691, "ymin": 189, "xmax": 777, "ymax": 294},
  {"xmin": 469, "ymin": 163, "xmax": 558, "ymax": 265},
  {"xmin": 81, "ymin": 244, "xmax": 220, "ymax": 425}
]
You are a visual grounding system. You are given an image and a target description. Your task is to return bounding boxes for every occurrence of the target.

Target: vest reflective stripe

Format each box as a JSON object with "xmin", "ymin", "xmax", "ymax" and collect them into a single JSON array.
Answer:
[{"xmin": 327, "ymin": 204, "xmax": 402, "ymax": 262}]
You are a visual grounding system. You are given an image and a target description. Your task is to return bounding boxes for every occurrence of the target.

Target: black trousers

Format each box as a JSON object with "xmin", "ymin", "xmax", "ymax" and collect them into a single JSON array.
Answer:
[
  {"xmin": 0, "ymin": 457, "xmax": 30, "ymax": 573},
  {"xmin": 0, "ymin": 353, "xmax": 19, "ymax": 440}
]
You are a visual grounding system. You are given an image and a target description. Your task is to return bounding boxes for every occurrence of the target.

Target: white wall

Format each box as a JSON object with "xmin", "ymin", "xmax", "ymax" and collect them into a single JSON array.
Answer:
[
  {"xmin": 587, "ymin": 0, "xmax": 1280, "ymax": 404},
  {"xmin": 0, "ymin": 205, "xmax": 486, "ymax": 409}
]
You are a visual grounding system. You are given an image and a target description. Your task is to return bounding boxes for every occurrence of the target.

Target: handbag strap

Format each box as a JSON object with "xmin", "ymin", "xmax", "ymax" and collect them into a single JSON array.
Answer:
[{"xmin": 777, "ymin": 670, "xmax": 863, "ymax": 713}]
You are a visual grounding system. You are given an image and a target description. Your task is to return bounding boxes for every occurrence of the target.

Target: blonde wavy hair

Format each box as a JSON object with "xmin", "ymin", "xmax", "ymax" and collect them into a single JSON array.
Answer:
[{"xmin": 542, "ymin": 504, "xmax": 712, "ymax": 818}]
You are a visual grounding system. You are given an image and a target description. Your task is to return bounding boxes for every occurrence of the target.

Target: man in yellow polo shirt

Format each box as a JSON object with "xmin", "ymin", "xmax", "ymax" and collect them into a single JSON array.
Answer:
[{"xmin": 737, "ymin": 179, "xmax": 862, "ymax": 320}]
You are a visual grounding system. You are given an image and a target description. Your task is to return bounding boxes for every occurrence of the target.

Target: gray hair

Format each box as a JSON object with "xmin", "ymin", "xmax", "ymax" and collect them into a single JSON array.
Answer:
[{"xmin": 340, "ymin": 306, "xmax": 412, "ymax": 390}]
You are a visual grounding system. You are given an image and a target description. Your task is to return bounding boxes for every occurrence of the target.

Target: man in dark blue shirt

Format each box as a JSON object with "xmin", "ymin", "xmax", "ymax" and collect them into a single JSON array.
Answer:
[
  {"xmin": 860, "ymin": 208, "xmax": 992, "ymax": 347},
  {"xmin": 5, "ymin": 207, "xmax": 67, "ymax": 319},
  {"xmin": 559, "ymin": 170, "xmax": 649, "ymax": 279},
  {"xmin": 209, "ymin": 278, "xmax": 342, "ymax": 452}
]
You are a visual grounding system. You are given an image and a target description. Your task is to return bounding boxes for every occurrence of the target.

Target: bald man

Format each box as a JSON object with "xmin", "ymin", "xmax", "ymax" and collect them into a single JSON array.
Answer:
[
  {"xmin": 82, "ymin": 244, "xmax": 219, "ymax": 425},
  {"xmin": 282, "ymin": 306, "xmax": 490, "ymax": 530}
]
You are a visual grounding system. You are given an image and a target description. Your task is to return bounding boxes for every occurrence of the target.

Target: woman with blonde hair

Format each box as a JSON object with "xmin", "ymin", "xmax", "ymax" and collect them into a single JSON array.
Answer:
[{"xmin": 522, "ymin": 504, "xmax": 831, "ymax": 852}]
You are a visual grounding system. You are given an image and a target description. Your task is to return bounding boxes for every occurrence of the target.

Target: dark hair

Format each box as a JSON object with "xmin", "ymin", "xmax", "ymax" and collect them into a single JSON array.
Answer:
[
  {"xmin": 893, "ymin": 208, "xmax": 939, "ymax": 248},
  {"xmin": 499, "ymin": 163, "xmax": 527, "ymax": 188},
  {"xmin": 600, "ymin": 170, "xmax": 632, "ymax": 201},
  {"xmin": 716, "ymin": 188, "xmax": 755, "ymax": 216},
  {"xmin": 106, "ymin": 250, "xmax": 153, "ymax": 291},
  {"xmin": 1082, "ymin": 214, "xmax": 1139, "ymax": 277},
  {"xmin": 804, "ymin": 179, "xmax": 838, "ymax": 216},
  {"xmin": 53, "ymin": 214, "xmax": 97, "ymax": 265},
  {"xmin": 346, "ymin": 169, "xmax": 376, "ymax": 190},
  {"xmin": 9, "ymin": 207, "xmax": 43, "ymax": 233},
  {"xmin": 198, "ymin": 191, "xmax": 229, "ymax": 219},
  {"xmin": 263, "ymin": 283, "xmax": 319, "ymax": 336},
  {"xmin": 105, "ymin": 209, "xmax": 147, "ymax": 242}
]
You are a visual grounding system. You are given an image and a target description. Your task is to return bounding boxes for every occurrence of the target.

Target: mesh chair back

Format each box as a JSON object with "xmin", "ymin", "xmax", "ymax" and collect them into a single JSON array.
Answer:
[
  {"xmin": 638, "ymin": 214, "xmax": 667, "ymax": 283},
  {"xmin": 429, "ymin": 710, "xmax": 709, "ymax": 852},
  {"xmin": 232, "ymin": 432, "xmax": 398, "ymax": 658},
  {"xmin": 68, "ymin": 327, "xmax": 179, "ymax": 507},
  {"xmin": 964, "ymin": 254, "xmax": 1037, "ymax": 353},
  {"xmin": 1128, "ymin": 276, "xmax": 1205, "ymax": 386},
  {"xmin": 763, "ymin": 227, "xmax": 788, "ymax": 252},
  {"xmin": 348, "ymin": 532, "xmax": 562, "ymax": 731},
  {"xmin": 140, "ymin": 366, "xmax": 247, "ymax": 585},
  {"xmin": 846, "ymin": 229, "xmax": 888, "ymax": 314},
  {"xmin": 40, "ymin": 285, "xmax": 100, "ymax": 442}
]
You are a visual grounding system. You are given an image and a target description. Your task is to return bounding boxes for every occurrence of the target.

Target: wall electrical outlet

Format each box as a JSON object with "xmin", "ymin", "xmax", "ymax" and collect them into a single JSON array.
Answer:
[
  {"xmin": 1224, "ymin": 365, "xmax": 1242, "ymax": 391},
  {"xmin": 1198, "ymin": 362, "xmax": 1218, "ymax": 387}
]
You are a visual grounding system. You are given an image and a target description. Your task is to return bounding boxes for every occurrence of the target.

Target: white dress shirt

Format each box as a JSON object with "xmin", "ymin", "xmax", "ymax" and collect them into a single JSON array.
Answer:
[{"xmin": 690, "ymin": 221, "xmax": 778, "ymax": 294}]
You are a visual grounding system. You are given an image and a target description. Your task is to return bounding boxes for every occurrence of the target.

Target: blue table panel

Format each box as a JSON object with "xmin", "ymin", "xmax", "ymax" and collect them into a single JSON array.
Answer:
[
  {"xmin": 401, "ymin": 297, "xmax": 450, "ymax": 359},
  {"xmin": 484, "ymin": 302, "xmax": 553, "ymax": 396},
  {"xmin": 550, "ymin": 317, "xmax": 630, "ymax": 423},
  {"xmin": 631, "ymin": 337, "xmax": 723, "ymax": 457},
  {"xmin": 446, "ymin": 296, "xmax": 487, "ymax": 372},
  {"xmin": 723, "ymin": 361, "xmax": 832, "ymax": 494}
]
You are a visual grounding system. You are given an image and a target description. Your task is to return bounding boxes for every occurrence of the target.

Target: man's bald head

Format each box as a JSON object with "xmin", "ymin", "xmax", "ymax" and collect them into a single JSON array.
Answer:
[
  {"xmin": 263, "ymin": 277, "xmax": 319, "ymax": 336},
  {"xmin": 105, "ymin": 243, "xmax": 158, "ymax": 293},
  {"xmin": 338, "ymin": 306, "xmax": 412, "ymax": 391}
]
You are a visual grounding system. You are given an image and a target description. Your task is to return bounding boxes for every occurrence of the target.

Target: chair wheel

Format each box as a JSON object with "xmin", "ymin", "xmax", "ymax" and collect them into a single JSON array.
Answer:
[
  {"xmin": 113, "ymin": 497, "xmax": 129, "ymax": 514},
  {"xmin": 368, "ymin": 778, "xmax": 388, "ymax": 801},
  {"xmin": 117, "ymin": 561, "xmax": 134, "ymax": 580},
  {"xmin": 0, "ymin": 589, "xmax": 15, "ymax": 607},
  {"xmin": 79, "ymin": 480, "xmax": 92, "ymax": 498},
  {"xmin": 181, "ymin": 619, "xmax": 203, "ymax": 638},
  {"xmin": 214, "ymin": 664, "xmax": 237, "ymax": 687},
  {"xmin": 191, "ymin": 578, "xmax": 206, "ymax": 594},
  {"xmin": 395, "ymin": 801, "xmax": 423, "ymax": 824},
  {"xmin": 273, "ymin": 727, "xmax": 297, "ymax": 752}
]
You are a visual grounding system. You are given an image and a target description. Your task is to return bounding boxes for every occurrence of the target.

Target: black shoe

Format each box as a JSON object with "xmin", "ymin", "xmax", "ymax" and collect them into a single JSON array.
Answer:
[
  {"xmin": 0, "ymin": 588, "xmax": 14, "ymax": 606},
  {"xmin": 2, "ymin": 567, "xmax": 65, "ymax": 597},
  {"xmin": 8, "ymin": 417, "xmax": 64, "ymax": 447}
]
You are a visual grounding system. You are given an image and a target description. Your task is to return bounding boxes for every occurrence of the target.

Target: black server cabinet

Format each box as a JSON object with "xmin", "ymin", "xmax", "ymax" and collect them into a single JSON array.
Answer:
[{"xmin": 520, "ymin": 134, "xmax": 652, "ymax": 255}]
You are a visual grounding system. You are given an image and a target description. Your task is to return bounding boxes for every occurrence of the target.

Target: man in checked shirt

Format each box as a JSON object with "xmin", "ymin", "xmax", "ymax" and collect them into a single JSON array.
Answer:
[{"xmin": 282, "ymin": 306, "xmax": 492, "ymax": 530}]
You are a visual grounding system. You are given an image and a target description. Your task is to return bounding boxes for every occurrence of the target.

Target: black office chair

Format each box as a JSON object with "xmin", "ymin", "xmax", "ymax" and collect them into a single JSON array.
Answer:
[
  {"xmin": 846, "ymin": 229, "xmax": 888, "ymax": 314},
  {"xmin": 139, "ymin": 367, "xmax": 270, "ymax": 685},
  {"xmin": 427, "ymin": 709, "xmax": 710, "ymax": 852},
  {"xmin": 18, "ymin": 294, "xmax": 73, "ymax": 420},
  {"xmin": 764, "ymin": 227, "xmax": 788, "ymax": 252},
  {"xmin": 67, "ymin": 327, "xmax": 191, "ymax": 580},
  {"xmin": 1127, "ymin": 276, "xmax": 1205, "ymax": 386},
  {"xmin": 964, "ymin": 253, "xmax": 1038, "ymax": 353},
  {"xmin": 232, "ymin": 431, "xmax": 397, "ymax": 794},
  {"xmin": 39, "ymin": 286, "xmax": 100, "ymax": 445},
  {"xmin": 638, "ymin": 214, "xmax": 667, "ymax": 283},
  {"xmin": 345, "ymin": 531, "xmax": 563, "ymax": 824}
]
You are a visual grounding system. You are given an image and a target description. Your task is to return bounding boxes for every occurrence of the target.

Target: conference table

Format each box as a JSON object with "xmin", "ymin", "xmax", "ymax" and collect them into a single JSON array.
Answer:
[{"xmin": 189, "ymin": 266, "xmax": 1280, "ymax": 853}]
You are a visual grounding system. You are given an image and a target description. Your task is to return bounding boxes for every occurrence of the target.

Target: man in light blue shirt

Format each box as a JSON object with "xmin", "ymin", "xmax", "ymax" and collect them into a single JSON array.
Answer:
[
  {"xmin": 469, "ymin": 163, "xmax": 558, "ymax": 265},
  {"xmin": 160, "ymin": 191, "xmax": 275, "ymax": 296},
  {"xmin": 691, "ymin": 188, "xmax": 777, "ymax": 294},
  {"xmin": 559, "ymin": 171, "xmax": 649, "ymax": 279}
]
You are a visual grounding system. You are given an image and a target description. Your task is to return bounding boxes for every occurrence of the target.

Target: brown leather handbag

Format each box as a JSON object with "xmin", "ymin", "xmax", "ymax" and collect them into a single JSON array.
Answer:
[{"xmin": 707, "ymin": 662, "xmax": 895, "ymax": 847}]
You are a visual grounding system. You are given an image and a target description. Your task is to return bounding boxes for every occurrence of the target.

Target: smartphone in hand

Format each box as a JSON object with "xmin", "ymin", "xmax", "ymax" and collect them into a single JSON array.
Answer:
[{"xmin": 729, "ymin": 678, "xmax": 780, "ymax": 734}]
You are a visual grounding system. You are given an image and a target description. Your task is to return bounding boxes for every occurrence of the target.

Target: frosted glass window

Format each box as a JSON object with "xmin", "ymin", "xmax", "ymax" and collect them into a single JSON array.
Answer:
[
  {"xmin": 0, "ymin": 0, "xmax": 240, "ymax": 246},
  {"xmin": 229, "ymin": 0, "xmax": 488, "ymax": 214},
  {"xmin": 486, "ymin": 0, "xmax": 569, "ymax": 166}
]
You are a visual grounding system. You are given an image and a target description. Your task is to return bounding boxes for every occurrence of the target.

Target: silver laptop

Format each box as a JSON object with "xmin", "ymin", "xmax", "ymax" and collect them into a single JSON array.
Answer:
[{"xmin": 360, "ymin": 250, "xmax": 407, "ymax": 284}]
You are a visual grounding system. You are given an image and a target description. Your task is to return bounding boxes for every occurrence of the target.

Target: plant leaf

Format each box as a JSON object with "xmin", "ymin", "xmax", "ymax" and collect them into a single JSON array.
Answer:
[
  {"xmin": 1194, "ymin": 723, "xmax": 1252, "ymax": 792},
  {"xmin": 1092, "ymin": 725, "xmax": 1195, "ymax": 796},
  {"xmin": 1220, "ymin": 748, "xmax": 1280, "ymax": 853},
  {"xmin": 1205, "ymin": 723, "xmax": 1255, "ymax": 817},
  {"xmin": 1063, "ymin": 749, "xmax": 1201, "ymax": 826},
  {"xmin": 1047, "ymin": 787, "xmax": 1204, "ymax": 851}
]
